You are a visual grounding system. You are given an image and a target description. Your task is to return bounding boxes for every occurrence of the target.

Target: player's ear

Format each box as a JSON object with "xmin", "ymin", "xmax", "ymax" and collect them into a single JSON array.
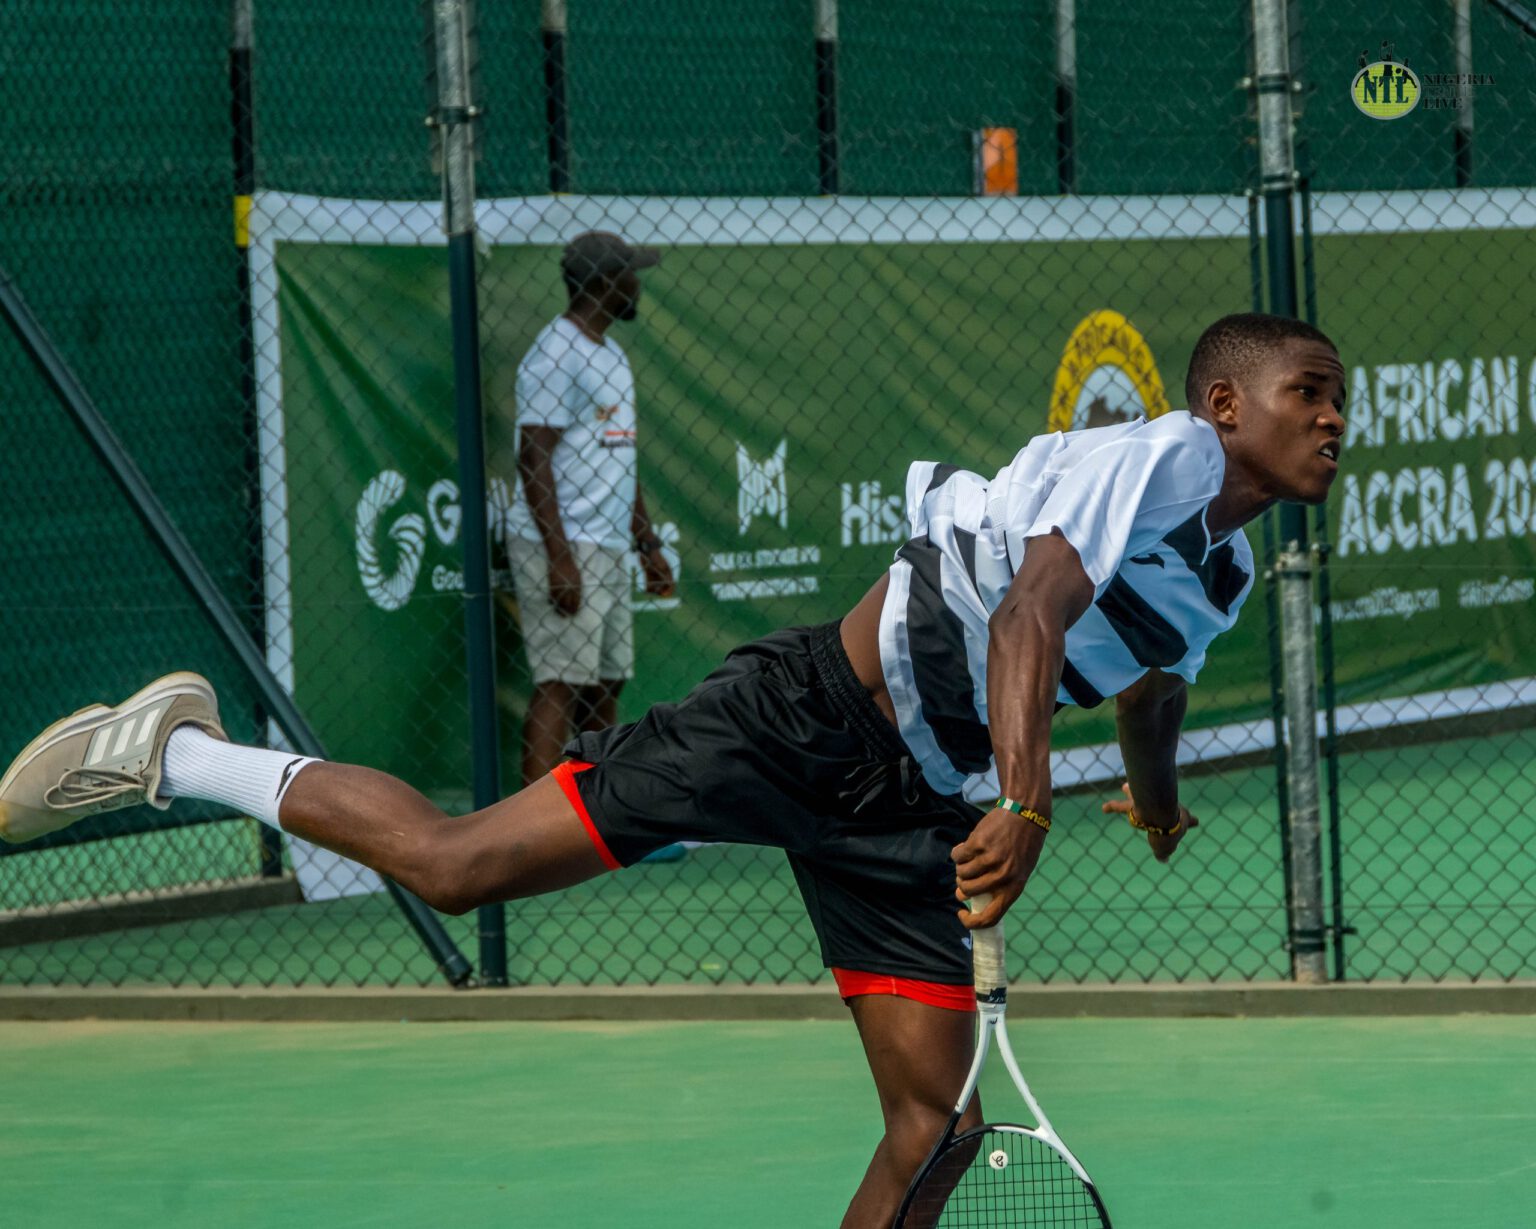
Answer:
[{"xmin": 1205, "ymin": 378, "xmax": 1240, "ymax": 430}]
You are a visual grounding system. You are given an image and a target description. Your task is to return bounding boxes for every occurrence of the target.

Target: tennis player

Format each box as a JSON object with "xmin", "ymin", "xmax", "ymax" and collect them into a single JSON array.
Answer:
[{"xmin": 1, "ymin": 312, "xmax": 1344, "ymax": 1227}]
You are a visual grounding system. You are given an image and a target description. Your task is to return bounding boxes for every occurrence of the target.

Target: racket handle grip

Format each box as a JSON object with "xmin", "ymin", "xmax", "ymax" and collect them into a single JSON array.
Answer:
[{"xmin": 969, "ymin": 891, "xmax": 1008, "ymax": 997}]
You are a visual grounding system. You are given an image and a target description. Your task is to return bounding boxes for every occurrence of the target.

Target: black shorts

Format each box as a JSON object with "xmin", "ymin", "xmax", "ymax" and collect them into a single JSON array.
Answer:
[{"xmin": 558, "ymin": 622, "xmax": 981, "ymax": 989}]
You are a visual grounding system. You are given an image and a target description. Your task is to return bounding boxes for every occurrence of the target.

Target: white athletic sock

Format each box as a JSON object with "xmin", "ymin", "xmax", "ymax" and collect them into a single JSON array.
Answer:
[{"xmin": 159, "ymin": 726, "xmax": 320, "ymax": 830}]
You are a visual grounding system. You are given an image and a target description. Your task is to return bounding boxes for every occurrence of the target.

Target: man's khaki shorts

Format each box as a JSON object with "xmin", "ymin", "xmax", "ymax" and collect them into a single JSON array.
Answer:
[{"xmin": 509, "ymin": 538, "xmax": 635, "ymax": 685}]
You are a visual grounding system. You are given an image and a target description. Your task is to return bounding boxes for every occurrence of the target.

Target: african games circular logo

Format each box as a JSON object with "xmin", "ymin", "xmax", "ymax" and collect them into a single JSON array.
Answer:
[
  {"xmin": 1352, "ymin": 50, "xmax": 1421, "ymax": 120},
  {"xmin": 1048, "ymin": 310, "xmax": 1171, "ymax": 433}
]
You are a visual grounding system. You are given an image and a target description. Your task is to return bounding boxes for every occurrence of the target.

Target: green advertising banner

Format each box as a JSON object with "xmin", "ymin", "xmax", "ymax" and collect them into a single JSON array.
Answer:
[{"xmin": 251, "ymin": 191, "xmax": 1536, "ymax": 803}]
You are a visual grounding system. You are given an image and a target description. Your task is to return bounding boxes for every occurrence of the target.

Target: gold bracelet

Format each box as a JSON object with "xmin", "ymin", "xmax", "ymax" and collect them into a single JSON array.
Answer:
[
  {"xmin": 994, "ymin": 797, "xmax": 1051, "ymax": 832},
  {"xmin": 1127, "ymin": 808, "xmax": 1183, "ymax": 838}
]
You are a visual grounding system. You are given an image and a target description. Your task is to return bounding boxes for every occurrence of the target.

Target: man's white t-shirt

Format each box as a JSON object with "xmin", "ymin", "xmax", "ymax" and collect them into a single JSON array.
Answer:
[{"xmin": 504, "ymin": 315, "xmax": 638, "ymax": 549}]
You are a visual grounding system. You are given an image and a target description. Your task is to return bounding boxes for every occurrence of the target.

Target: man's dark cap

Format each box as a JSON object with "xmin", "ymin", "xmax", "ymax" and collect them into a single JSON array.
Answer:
[{"xmin": 561, "ymin": 231, "xmax": 661, "ymax": 287}]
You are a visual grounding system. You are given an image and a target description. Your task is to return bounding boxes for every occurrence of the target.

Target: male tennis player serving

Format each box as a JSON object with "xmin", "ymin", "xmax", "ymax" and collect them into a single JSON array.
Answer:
[{"xmin": 2, "ymin": 312, "xmax": 1344, "ymax": 1227}]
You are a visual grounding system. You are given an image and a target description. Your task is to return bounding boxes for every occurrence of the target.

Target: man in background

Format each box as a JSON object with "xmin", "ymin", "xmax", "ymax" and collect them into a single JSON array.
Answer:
[{"xmin": 502, "ymin": 231, "xmax": 675, "ymax": 787}]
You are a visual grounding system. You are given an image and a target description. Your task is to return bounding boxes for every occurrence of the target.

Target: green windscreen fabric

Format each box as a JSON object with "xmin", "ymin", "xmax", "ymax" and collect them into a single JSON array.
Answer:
[
  {"xmin": 1467, "ymin": 2, "xmax": 1536, "ymax": 187},
  {"xmin": 0, "ymin": 2, "xmax": 256, "ymax": 724},
  {"xmin": 838, "ymin": 0, "xmax": 1055, "ymax": 196},
  {"xmin": 1297, "ymin": 0, "xmax": 1458, "ymax": 190},
  {"xmin": 256, "ymin": 1, "xmax": 546, "ymax": 198},
  {"xmin": 565, "ymin": 0, "xmax": 817, "ymax": 195},
  {"xmin": 1073, "ymin": 0, "xmax": 1249, "ymax": 195},
  {"xmin": 255, "ymin": 3, "xmax": 440, "ymax": 198}
]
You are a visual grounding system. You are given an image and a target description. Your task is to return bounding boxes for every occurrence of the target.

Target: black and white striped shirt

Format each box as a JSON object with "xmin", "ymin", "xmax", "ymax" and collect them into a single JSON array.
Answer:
[{"xmin": 877, "ymin": 412, "xmax": 1254, "ymax": 803}]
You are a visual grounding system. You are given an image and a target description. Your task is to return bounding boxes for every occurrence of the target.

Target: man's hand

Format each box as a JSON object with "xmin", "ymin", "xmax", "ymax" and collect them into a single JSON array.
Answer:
[
  {"xmin": 547, "ymin": 548, "xmax": 583, "ymax": 616},
  {"xmin": 951, "ymin": 808, "xmax": 1050, "ymax": 929},
  {"xmin": 640, "ymin": 548, "xmax": 675, "ymax": 598},
  {"xmin": 1102, "ymin": 781, "xmax": 1198, "ymax": 863}
]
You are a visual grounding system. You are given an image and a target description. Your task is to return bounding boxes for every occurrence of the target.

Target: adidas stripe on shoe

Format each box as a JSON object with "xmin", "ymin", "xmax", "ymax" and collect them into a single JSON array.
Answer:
[{"xmin": 0, "ymin": 672, "xmax": 226, "ymax": 844}]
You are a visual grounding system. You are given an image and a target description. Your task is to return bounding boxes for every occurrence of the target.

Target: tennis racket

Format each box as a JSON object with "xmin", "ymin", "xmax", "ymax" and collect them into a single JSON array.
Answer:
[{"xmin": 893, "ymin": 891, "xmax": 1112, "ymax": 1228}]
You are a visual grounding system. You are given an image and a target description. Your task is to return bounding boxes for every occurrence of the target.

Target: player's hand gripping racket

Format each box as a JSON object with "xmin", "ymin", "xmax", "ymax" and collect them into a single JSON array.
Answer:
[{"xmin": 893, "ymin": 893, "xmax": 1112, "ymax": 1228}]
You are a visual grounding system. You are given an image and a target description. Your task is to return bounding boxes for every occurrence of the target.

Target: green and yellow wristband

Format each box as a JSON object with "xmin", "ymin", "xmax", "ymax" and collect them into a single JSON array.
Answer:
[
  {"xmin": 995, "ymin": 797, "xmax": 1051, "ymax": 833},
  {"xmin": 1127, "ymin": 809, "xmax": 1183, "ymax": 838}
]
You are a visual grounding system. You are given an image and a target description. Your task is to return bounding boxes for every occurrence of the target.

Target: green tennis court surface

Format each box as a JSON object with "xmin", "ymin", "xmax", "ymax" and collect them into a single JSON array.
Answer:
[{"xmin": 3, "ymin": 1016, "xmax": 1532, "ymax": 1228}]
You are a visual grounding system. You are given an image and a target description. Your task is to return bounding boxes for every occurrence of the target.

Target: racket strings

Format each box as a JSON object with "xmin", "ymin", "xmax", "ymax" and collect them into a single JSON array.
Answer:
[{"xmin": 905, "ymin": 1129, "xmax": 1108, "ymax": 1227}]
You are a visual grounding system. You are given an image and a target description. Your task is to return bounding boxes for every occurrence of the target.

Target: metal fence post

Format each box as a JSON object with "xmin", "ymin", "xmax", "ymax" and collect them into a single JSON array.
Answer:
[
  {"xmin": 430, "ymin": 0, "xmax": 506, "ymax": 987},
  {"xmin": 542, "ymin": 0, "xmax": 570, "ymax": 193},
  {"xmin": 814, "ymin": 0, "xmax": 839, "ymax": 194},
  {"xmin": 1298, "ymin": 177, "xmax": 1350, "ymax": 980},
  {"xmin": 1252, "ymin": 0, "xmax": 1326, "ymax": 983},
  {"xmin": 229, "ymin": 0, "xmax": 283, "ymax": 882},
  {"xmin": 1454, "ymin": 0, "xmax": 1474, "ymax": 185},
  {"xmin": 1054, "ymin": 0, "xmax": 1077, "ymax": 193}
]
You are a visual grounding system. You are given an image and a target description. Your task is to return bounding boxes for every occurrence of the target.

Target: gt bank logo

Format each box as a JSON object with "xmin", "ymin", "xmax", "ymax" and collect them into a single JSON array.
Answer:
[
  {"xmin": 737, "ymin": 439, "xmax": 788, "ymax": 534},
  {"xmin": 355, "ymin": 470, "xmax": 511, "ymax": 611}
]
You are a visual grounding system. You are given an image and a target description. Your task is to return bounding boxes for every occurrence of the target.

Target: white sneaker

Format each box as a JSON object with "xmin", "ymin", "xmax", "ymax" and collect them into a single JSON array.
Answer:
[{"xmin": 0, "ymin": 672, "xmax": 226, "ymax": 844}]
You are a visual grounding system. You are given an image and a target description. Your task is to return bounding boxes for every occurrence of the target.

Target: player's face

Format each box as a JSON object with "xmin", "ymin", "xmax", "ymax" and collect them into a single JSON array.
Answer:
[{"xmin": 1231, "ymin": 339, "xmax": 1346, "ymax": 505}]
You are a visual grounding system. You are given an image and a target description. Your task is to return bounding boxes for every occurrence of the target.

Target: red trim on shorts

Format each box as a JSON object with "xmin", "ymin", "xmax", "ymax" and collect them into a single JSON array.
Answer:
[
  {"xmin": 832, "ymin": 968, "xmax": 976, "ymax": 1013},
  {"xmin": 551, "ymin": 760, "xmax": 621, "ymax": 871}
]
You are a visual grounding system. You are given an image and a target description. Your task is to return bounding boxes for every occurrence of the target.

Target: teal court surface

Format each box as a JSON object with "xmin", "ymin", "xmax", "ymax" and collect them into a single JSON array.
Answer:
[{"xmin": 2, "ymin": 1014, "xmax": 1533, "ymax": 1228}]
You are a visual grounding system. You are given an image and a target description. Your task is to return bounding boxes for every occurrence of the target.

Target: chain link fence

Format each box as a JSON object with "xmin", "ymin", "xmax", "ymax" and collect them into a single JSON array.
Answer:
[{"xmin": 2, "ymin": 0, "xmax": 1533, "ymax": 991}]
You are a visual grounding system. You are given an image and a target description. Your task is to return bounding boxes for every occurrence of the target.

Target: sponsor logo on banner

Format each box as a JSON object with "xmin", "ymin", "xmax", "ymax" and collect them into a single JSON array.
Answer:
[
  {"xmin": 355, "ymin": 470, "xmax": 512, "ymax": 611},
  {"xmin": 714, "ymin": 439, "xmax": 818, "ymax": 601},
  {"xmin": 1329, "ymin": 354, "xmax": 1536, "ymax": 567},
  {"xmin": 1351, "ymin": 46, "xmax": 1421, "ymax": 121},
  {"xmin": 1048, "ymin": 310, "xmax": 1172, "ymax": 432},
  {"xmin": 737, "ymin": 439, "xmax": 788, "ymax": 533},
  {"xmin": 840, "ymin": 479, "xmax": 906, "ymax": 546}
]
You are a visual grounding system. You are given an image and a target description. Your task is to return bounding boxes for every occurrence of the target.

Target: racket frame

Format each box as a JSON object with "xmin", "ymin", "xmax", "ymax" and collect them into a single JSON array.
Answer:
[{"xmin": 892, "ymin": 892, "xmax": 1111, "ymax": 1227}]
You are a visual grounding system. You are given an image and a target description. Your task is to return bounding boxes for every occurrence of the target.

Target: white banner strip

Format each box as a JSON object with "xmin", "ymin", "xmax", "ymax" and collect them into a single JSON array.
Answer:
[{"xmin": 251, "ymin": 187, "xmax": 1536, "ymax": 250}]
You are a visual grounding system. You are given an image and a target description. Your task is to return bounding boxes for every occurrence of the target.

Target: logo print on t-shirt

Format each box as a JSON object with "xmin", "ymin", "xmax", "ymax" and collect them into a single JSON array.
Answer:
[{"xmin": 595, "ymin": 403, "xmax": 620, "ymax": 421}]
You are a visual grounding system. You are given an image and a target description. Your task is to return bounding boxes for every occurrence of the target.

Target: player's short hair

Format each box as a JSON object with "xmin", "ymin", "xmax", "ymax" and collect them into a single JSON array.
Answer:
[{"xmin": 1184, "ymin": 313, "xmax": 1338, "ymax": 412}]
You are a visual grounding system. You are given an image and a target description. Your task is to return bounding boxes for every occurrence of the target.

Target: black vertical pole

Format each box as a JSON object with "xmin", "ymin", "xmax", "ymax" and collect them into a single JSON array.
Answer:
[
  {"xmin": 1265, "ymin": 189, "xmax": 1305, "ymax": 551},
  {"xmin": 1299, "ymin": 178, "xmax": 1348, "ymax": 979},
  {"xmin": 1453, "ymin": 0, "xmax": 1473, "ymax": 187},
  {"xmin": 814, "ymin": 0, "xmax": 839, "ymax": 194},
  {"xmin": 1054, "ymin": 0, "xmax": 1077, "ymax": 193},
  {"xmin": 1251, "ymin": 192, "xmax": 1294, "ymax": 956},
  {"xmin": 1261, "ymin": 508, "xmax": 1294, "ymax": 935},
  {"xmin": 432, "ymin": 0, "xmax": 507, "ymax": 987},
  {"xmin": 543, "ymin": 0, "xmax": 570, "ymax": 193},
  {"xmin": 229, "ymin": 0, "xmax": 282, "ymax": 882},
  {"xmin": 1255, "ymin": 0, "xmax": 1326, "ymax": 982}
]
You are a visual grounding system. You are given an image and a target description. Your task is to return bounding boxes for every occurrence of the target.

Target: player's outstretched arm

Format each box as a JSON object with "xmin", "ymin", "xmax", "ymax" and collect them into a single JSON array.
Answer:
[
  {"xmin": 952, "ymin": 530, "xmax": 1094, "ymax": 930},
  {"xmin": 1103, "ymin": 669, "xmax": 1199, "ymax": 862}
]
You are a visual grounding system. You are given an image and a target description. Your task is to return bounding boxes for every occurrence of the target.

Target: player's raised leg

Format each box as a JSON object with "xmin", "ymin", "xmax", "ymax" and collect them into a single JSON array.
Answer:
[
  {"xmin": 840, "ymin": 993, "xmax": 982, "ymax": 1229},
  {"xmin": 0, "ymin": 672, "xmax": 609, "ymax": 915},
  {"xmin": 271, "ymin": 761, "xmax": 607, "ymax": 913}
]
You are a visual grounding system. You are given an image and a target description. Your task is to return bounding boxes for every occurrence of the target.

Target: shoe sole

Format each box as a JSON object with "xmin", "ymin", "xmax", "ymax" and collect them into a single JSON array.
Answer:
[{"xmin": 0, "ymin": 671, "xmax": 219, "ymax": 843}]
